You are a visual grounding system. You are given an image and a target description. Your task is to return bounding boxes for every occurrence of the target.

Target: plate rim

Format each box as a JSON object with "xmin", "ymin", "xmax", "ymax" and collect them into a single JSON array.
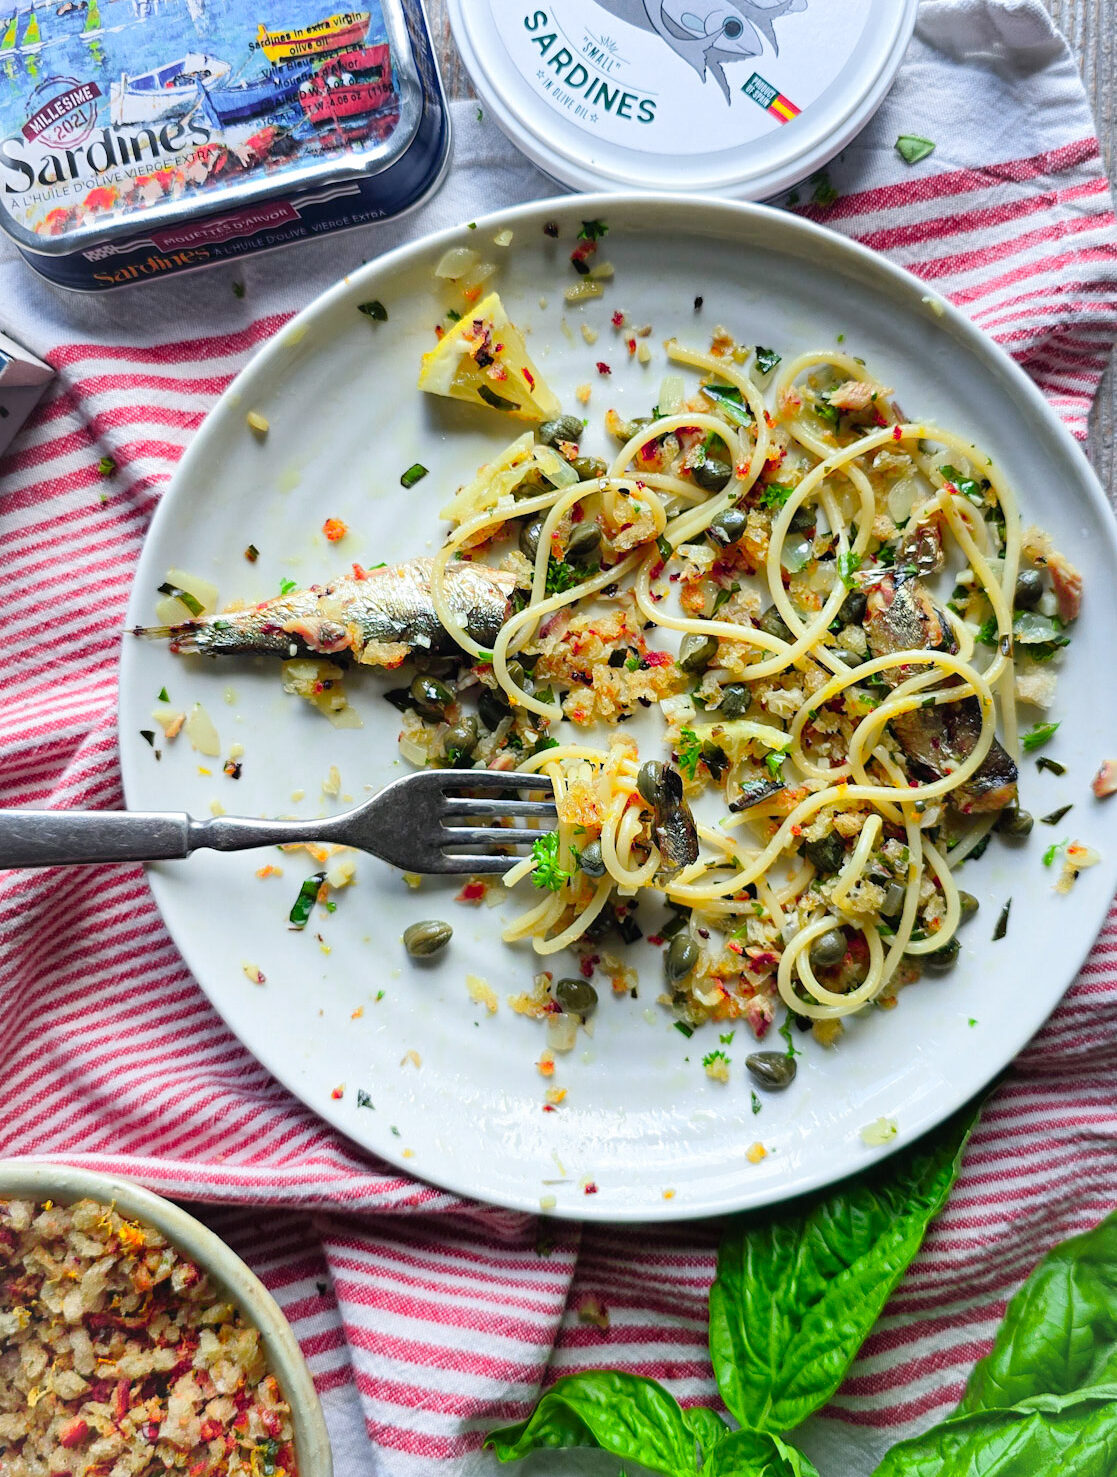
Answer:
[{"xmin": 119, "ymin": 191, "xmax": 1117, "ymax": 1221}]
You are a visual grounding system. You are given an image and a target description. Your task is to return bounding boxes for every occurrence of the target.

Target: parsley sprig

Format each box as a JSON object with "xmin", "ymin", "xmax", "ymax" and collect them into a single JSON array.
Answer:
[{"xmin": 530, "ymin": 831, "xmax": 569, "ymax": 892}]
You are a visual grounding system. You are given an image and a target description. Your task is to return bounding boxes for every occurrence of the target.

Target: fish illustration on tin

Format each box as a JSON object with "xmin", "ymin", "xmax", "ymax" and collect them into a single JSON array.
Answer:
[{"xmin": 593, "ymin": 0, "xmax": 808, "ymax": 102}]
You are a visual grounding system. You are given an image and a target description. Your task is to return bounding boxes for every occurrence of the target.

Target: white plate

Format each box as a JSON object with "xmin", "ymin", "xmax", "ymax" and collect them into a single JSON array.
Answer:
[{"xmin": 120, "ymin": 195, "xmax": 1117, "ymax": 1222}]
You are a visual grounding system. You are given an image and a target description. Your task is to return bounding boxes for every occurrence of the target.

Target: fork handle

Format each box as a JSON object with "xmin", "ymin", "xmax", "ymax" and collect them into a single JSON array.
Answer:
[{"xmin": 0, "ymin": 809, "xmax": 349, "ymax": 869}]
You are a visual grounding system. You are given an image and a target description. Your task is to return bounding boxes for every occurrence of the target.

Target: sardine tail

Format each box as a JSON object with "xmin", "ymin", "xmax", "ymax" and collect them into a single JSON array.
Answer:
[{"xmin": 131, "ymin": 622, "xmax": 202, "ymax": 653}]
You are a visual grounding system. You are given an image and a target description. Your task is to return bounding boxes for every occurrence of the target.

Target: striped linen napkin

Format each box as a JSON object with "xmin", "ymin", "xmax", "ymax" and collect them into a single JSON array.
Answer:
[{"xmin": 2, "ymin": 2, "xmax": 1116, "ymax": 1472}]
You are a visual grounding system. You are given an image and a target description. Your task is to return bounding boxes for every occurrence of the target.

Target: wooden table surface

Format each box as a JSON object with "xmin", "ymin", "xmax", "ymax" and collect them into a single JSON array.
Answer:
[{"xmin": 424, "ymin": 0, "xmax": 1116, "ymax": 498}]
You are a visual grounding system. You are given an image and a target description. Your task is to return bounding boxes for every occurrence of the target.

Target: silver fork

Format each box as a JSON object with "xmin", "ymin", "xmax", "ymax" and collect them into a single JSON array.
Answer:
[{"xmin": 0, "ymin": 770, "xmax": 558, "ymax": 874}]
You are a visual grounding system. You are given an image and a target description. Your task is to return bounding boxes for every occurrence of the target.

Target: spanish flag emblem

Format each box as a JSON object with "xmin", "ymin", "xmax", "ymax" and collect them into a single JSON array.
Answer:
[{"xmin": 742, "ymin": 72, "xmax": 802, "ymax": 126}]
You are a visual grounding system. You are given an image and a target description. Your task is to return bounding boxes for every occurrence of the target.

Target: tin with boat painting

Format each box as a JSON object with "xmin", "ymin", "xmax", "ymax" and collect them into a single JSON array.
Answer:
[{"xmin": 0, "ymin": 0, "xmax": 449, "ymax": 290}]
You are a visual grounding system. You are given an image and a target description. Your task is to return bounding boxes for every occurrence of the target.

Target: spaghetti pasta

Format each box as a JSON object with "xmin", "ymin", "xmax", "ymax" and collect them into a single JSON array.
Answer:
[{"xmin": 414, "ymin": 333, "xmax": 1077, "ymax": 1041}]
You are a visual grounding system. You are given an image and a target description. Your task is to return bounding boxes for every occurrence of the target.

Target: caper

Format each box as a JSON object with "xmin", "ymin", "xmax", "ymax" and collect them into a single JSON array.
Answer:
[
  {"xmin": 694, "ymin": 458, "xmax": 733, "ymax": 493},
  {"xmin": 409, "ymin": 674, "xmax": 453, "ymax": 720},
  {"xmin": 718, "ymin": 683, "xmax": 750, "ymax": 718},
  {"xmin": 443, "ymin": 715, "xmax": 479, "ymax": 759},
  {"xmin": 403, "ymin": 919, "xmax": 452, "ymax": 958},
  {"xmin": 572, "ymin": 455, "xmax": 607, "ymax": 481},
  {"xmin": 804, "ymin": 833, "xmax": 845, "ymax": 875},
  {"xmin": 707, "ymin": 505, "xmax": 747, "ymax": 545},
  {"xmin": 808, "ymin": 927, "xmax": 847, "ymax": 972},
  {"xmin": 678, "ymin": 633, "xmax": 719, "ymax": 673},
  {"xmin": 665, "ymin": 933, "xmax": 699, "ymax": 983},
  {"xmin": 881, "ymin": 881, "xmax": 906, "ymax": 918},
  {"xmin": 994, "ymin": 804, "xmax": 1034, "ymax": 838},
  {"xmin": 758, "ymin": 605, "xmax": 793, "ymax": 642},
  {"xmin": 519, "ymin": 516, "xmax": 546, "ymax": 561},
  {"xmin": 790, "ymin": 502, "xmax": 816, "ymax": 532},
  {"xmin": 837, "ymin": 590, "xmax": 868, "ymax": 626},
  {"xmin": 958, "ymin": 890, "xmax": 979, "ymax": 921},
  {"xmin": 922, "ymin": 936, "xmax": 961, "ymax": 974},
  {"xmin": 637, "ymin": 760, "xmax": 667, "ymax": 806},
  {"xmin": 746, "ymin": 1052, "xmax": 797, "ymax": 1090},
  {"xmin": 538, "ymin": 414, "xmax": 585, "ymax": 447},
  {"xmin": 506, "ymin": 659, "xmax": 532, "ymax": 695},
  {"xmin": 553, "ymin": 977, "xmax": 598, "ymax": 1015},
  {"xmin": 411, "ymin": 650, "xmax": 458, "ymax": 677},
  {"xmin": 1013, "ymin": 567, "xmax": 1044, "ymax": 610},
  {"xmin": 478, "ymin": 688, "xmax": 510, "ymax": 730},
  {"xmin": 578, "ymin": 838, "xmax": 606, "ymax": 877},
  {"xmin": 565, "ymin": 520, "xmax": 601, "ymax": 562}
]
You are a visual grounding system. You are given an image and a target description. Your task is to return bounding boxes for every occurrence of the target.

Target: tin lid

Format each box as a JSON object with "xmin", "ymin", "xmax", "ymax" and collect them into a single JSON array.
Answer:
[{"xmin": 447, "ymin": 0, "xmax": 918, "ymax": 198}]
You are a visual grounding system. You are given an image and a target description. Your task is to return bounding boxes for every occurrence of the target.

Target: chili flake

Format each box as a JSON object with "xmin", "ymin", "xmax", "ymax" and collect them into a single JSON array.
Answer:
[{"xmin": 322, "ymin": 517, "xmax": 349, "ymax": 542}]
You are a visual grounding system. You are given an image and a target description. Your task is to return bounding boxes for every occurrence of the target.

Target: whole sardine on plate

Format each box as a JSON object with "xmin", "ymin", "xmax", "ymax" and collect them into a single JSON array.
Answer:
[
  {"xmin": 864, "ymin": 572, "xmax": 1019, "ymax": 815},
  {"xmin": 134, "ymin": 558, "xmax": 517, "ymax": 668}
]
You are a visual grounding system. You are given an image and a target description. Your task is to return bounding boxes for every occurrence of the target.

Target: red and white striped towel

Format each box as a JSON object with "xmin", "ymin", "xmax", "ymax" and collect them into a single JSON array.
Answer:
[{"xmin": 2, "ymin": 3, "xmax": 1116, "ymax": 1472}]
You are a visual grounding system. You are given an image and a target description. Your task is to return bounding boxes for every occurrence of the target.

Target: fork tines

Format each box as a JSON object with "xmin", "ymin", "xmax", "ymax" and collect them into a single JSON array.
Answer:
[{"xmin": 437, "ymin": 771, "xmax": 557, "ymax": 866}]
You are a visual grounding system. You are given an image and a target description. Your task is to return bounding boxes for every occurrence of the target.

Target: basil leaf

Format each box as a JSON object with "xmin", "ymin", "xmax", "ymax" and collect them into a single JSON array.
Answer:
[
  {"xmin": 681, "ymin": 1404, "xmax": 731, "ymax": 1456},
  {"xmin": 704, "ymin": 1430, "xmax": 820, "ymax": 1477},
  {"xmin": 872, "ymin": 1397, "xmax": 1117, "ymax": 1476},
  {"xmin": 956, "ymin": 1210, "xmax": 1117, "ymax": 1415},
  {"xmin": 484, "ymin": 1370, "xmax": 704, "ymax": 1474},
  {"xmin": 709, "ymin": 1103, "xmax": 979, "ymax": 1432},
  {"xmin": 702, "ymin": 382, "xmax": 753, "ymax": 426}
]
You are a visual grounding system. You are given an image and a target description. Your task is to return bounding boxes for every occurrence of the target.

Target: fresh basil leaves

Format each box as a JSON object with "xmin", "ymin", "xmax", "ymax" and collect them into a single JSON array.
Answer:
[
  {"xmin": 485, "ymin": 1370, "xmax": 726, "ymax": 1474},
  {"xmin": 709, "ymin": 1103, "xmax": 977, "ymax": 1432}
]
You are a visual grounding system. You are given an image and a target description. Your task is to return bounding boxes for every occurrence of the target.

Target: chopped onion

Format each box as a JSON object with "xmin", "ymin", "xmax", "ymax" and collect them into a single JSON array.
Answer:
[
  {"xmin": 660, "ymin": 693, "xmax": 696, "ymax": 724},
  {"xmin": 780, "ymin": 537, "xmax": 813, "ymax": 574},
  {"xmin": 545, "ymin": 1013, "xmax": 579, "ymax": 1053},
  {"xmin": 492, "ymin": 228, "xmax": 513, "ymax": 247},
  {"xmin": 534, "ymin": 445, "xmax": 578, "ymax": 488},
  {"xmin": 587, "ymin": 261, "xmax": 614, "ymax": 281},
  {"xmin": 434, "ymin": 245, "xmax": 480, "ymax": 280},
  {"xmin": 461, "ymin": 260, "xmax": 497, "ymax": 294},
  {"xmin": 886, "ymin": 475, "xmax": 924, "ymax": 525},
  {"xmin": 326, "ymin": 853, "xmax": 357, "ymax": 888},
  {"xmin": 398, "ymin": 732, "xmax": 429, "ymax": 767},
  {"xmin": 184, "ymin": 701, "xmax": 220, "ymax": 757},
  {"xmin": 658, "ymin": 374, "xmax": 685, "ymax": 416},
  {"xmin": 564, "ymin": 281, "xmax": 604, "ymax": 303}
]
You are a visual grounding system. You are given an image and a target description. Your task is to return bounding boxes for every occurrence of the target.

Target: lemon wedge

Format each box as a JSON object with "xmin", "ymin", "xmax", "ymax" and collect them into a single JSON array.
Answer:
[{"xmin": 418, "ymin": 292, "xmax": 561, "ymax": 422}]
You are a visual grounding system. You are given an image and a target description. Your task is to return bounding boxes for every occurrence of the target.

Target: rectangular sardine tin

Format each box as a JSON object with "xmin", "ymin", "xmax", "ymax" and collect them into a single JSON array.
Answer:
[{"xmin": 0, "ymin": 0, "xmax": 448, "ymax": 289}]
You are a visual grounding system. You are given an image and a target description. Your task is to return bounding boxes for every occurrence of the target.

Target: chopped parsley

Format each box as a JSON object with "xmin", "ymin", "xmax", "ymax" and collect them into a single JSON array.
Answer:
[
  {"xmin": 358, "ymin": 299, "xmax": 388, "ymax": 321},
  {"xmin": 1040, "ymin": 804, "xmax": 1073, "ymax": 826},
  {"xmin": 777, "ymin": 1013, "xmax": 801, "ymax": 1058},
  {"xmin": 98, "ymin": 455, "xmax": 116, "ymax": 477},
  {"xmin": 1021, "ymin": 720, "xmax": 1060, "ymax": 752},
  {"xmin": 289, "ymin": 872, "xmax": 326, "ymax": 929},
  {"xmin": 700, "ymin": 381, "xmax": 752, "ymax": 427},
  {"xmin": 751, "ymin": 1091, "xmax": 762, "ymax": 1114},
  {"xmin": 674, "ymin": 1021, "xmax": 694, "ymax": 1038},
  {"xmin": 759, "ymin": 482, "xmax": 794, "ymax": 510},
  {"xmin": 157, "ymin": 582, "xmax": 203, "ymax": 616},
  {"xmin": 545, "ymin": 557, "xmax": 590, "ymax": 595},
  {"xmin": 401, "ymin": 462, "xmax": 429, "ymax": 489},
  {"xmin": 578, "ymin": 219, "xmax": 609, "ymax": 241},
  {"xmin": 976, "ymin": 616, "xmax": 999, "ymax": 648},
  {"xmin": 279, "ymin": 577, "xmax": 298, "ymax": 596},
  {"xmin": 719, "ymin": 1031, "xmax": 735, "ymax": 1045},
  {"xmin": 157, "ymin": 686, "xmax": 169, "ymax": 703},
  {"xmin": 811, "ymin": 171, "xmax": 838, "ymax": 206},
  {"xmin": 232, "ymin": 280, "xmax": 245, "ymax": 299},
  {"xmin": 813, "ymin": 394, "xmax": 840, "ymax": 426},
  {"xmin": 765, "ymin": 748, "xmax": 789, "ymax": 780},
  {"xmin": 530, "ymin": 831, "xmax": 569, "ymax": 892},
  {"xmin": 139, "ymin": 729, "xmax": 155, "ymax": 747},
  {"xmin": 895, "ymin": 135, "xmax": 936, "ymax": 165},
  {"xmin": 677, "ymin": 727, "xmax": 701, "ymax": 781},
  {"xmin": 712, "ymin": 583, "xmax": 740, "ymax": 614},
  {"xmin": 1042, "ymin": 839, "xmax": 1067, "ymax": 868},
  {"xmin": 1036, "ymin": 756, "xmax": 1066, "ymax": 776},
  {"xmin": 754, "ymin": 346, "xmax": 782, "ymax": 375},
  {"xmin": 939, "ymin": 464, "xmax": 983, "ymax": 504},
  {"xmin": 702, "ymin": 1049, "xmax": 730, "ymax": 1069},
  {"xmin": 656, "ymin": 534, "xmax": 674, "ymax": 560},
  {"xmin": 837, "ymin": 550, "xmax": 862, "ymax": 588},
  {"xmin": 356, "ymin": 1089, "xmax": 374, "ymax": 1109}
]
